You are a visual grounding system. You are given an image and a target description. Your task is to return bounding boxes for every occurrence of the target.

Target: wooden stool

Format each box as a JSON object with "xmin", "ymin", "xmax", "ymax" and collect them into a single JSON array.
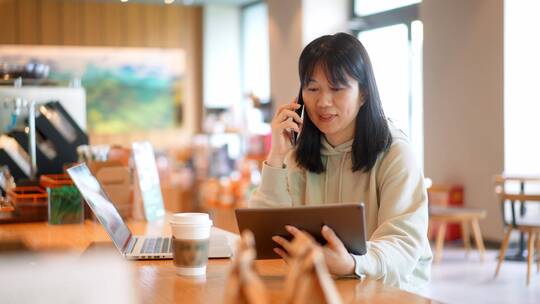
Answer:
[{"xmin": 429, "ymin": 206, "xmax": 487, "ymax": 264}]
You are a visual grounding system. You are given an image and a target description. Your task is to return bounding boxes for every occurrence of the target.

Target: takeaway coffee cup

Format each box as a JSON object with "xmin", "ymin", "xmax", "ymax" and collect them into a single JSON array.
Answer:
[{"xmin": 170, "ymin": 213, "xmax": 213, "ymax": 276}]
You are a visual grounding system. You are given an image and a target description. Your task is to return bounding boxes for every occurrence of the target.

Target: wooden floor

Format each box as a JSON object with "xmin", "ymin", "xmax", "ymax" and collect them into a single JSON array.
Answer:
[{"xmin": 420, "ymin": 245, "xmax": 540, "ymax": 304}]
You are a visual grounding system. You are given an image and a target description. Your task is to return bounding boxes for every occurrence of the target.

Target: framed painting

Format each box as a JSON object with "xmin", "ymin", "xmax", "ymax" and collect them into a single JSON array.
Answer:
[{"xmin": 0, "ymin": 46, "xmax": 185, "ymax": 134}]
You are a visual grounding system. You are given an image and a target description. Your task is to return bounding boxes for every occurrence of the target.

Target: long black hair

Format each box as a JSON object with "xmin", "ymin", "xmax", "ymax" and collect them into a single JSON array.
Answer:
[{"xmin": 294, "ymin": 32, "xmax": 392, "ymax": 173}]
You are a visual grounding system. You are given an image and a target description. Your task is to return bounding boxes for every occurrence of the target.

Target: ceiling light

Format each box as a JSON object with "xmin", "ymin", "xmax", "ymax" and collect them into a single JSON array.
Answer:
[{"xmin": 164, "ymin": 0, "xmax": 175, "ymax": 4}]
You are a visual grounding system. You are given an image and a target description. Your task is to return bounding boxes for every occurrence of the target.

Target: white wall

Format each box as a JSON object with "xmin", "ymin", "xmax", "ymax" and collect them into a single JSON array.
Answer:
[
  {"xmin": 302, "ymin": 0, "xmax": 349, "ymax": 46},
  {"xmin": 267, "ymin": 0, "xmax": 303, "ymax": 107},
  {"xmin": 203, "ymin": 5, "xmax": 242, "ymax": 109},
  {"xmin": 267, "ymin": 0, "xmax": 349, "ymax": 107},
  {"xmin": 422, "ymin": 0, "xmax": 505, "ymax": 241}
]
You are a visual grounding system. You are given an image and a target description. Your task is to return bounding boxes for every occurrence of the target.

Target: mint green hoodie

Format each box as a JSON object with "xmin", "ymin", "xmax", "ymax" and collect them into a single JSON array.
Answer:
[{"xmin": 249, "ymin": 127, "xmax": 432, "ymax": 292}]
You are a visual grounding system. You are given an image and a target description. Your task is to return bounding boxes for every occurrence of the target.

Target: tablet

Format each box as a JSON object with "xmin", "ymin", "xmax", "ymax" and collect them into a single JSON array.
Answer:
[{"xmin": 235, "ymin": 203, "xmax": 367, "ymax": 259}]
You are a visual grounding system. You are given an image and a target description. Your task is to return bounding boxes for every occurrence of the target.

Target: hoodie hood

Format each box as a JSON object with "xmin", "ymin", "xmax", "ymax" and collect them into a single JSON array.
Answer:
[
  {"xmin": 320, "ymin": 136, "xmax": 353, "ymax": 156},
  {"xmin": 318, "ymin": 124, "xmax": 404, "ymax": 203}
]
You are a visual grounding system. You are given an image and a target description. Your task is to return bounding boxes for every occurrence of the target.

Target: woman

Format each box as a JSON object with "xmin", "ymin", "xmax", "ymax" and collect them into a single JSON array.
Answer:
[{"xmin": 249, "ymin": 32, "xmax": 432, "ymax": 291}]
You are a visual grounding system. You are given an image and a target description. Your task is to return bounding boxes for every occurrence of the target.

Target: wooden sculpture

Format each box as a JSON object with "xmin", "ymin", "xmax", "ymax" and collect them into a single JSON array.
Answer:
[
  {"xmin": 284, "ymin": 232, "xmax": 342, "ymax": 304},
  {"xmin": 223, "ymin": 230, "xmax": 268, "ymax": 304}
]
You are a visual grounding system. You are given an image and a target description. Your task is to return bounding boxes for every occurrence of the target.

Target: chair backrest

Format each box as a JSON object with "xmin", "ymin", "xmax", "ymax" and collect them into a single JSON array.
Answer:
[
  {"xmin": 426, "ymin": 183, "xmax": 464, "ymax": 208},
  {"xmin": 493, "ymin": 174, "xmax": 540, "ymax": 227},
  {"xmin": 426, "ymin": 184, "xmax": 452, "ymax": 206}
]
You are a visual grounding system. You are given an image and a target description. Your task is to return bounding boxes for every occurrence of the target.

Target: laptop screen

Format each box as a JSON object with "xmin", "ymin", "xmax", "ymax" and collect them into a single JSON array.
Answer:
[{"xmin": 67, "ymin": 163, "xmax": 132, "ymax": 251}]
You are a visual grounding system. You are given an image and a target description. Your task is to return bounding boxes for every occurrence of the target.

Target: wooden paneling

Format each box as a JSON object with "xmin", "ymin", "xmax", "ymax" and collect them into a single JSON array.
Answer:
[
  {"xmin": 125, "ymin": 3, "xmax": 145, "ymax": 47},
  {"xmin": 0, "ymin": 0, "xmax": 17, "ymax": 44},
  {"xmin": 62, "ymin": 1, "xmax": 82, "ymax": 45},
  {"xmin": 164, "ymin": 5, "xmax": 183, "ymax": 48},
  {"xmin": 144, "ymin": 4, "xmax": 164, "ymax": 47},
  {"xmin": 81, "ymin": 2, "xmax": 105, "ymax": 46},
  {"xmin": 104, "ymin": 3, "xmax": 125, "ymax": 46},
  {"xmin": 41, "ymin": 0, "xmax": 63, "ymax": 45},
  {"xmin": 17, "ymin": 0, "xmax": 41, "ymax": 44},
  {"xmin": 1, "ymin": 1, "xmax": 200, "ymax": 55}
]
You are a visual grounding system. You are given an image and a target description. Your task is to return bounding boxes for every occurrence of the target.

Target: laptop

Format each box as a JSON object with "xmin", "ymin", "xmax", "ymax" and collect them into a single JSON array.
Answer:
[
  {"xmin": 132, "ymin": 141, "xmax": 165, "ymax": 222},
  {"xmin": 67, "ymin": 163, "xmax": 232, "ymax": 260}
]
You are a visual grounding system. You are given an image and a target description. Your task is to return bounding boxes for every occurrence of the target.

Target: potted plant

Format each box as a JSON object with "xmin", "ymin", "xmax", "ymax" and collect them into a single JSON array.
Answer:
[{"xmin": 47, "ymin": 186, "xmax": 83, "ymax": 225}]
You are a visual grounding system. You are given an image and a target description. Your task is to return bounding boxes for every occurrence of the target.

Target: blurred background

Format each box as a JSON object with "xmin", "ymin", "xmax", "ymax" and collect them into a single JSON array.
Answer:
[
  {"xmin": 1, "ymin": 0, "xmax": 540, "ymax": 302},
  {"xmin": 0, "ymin": 0, "xmax": 538, "ymax": 276}
]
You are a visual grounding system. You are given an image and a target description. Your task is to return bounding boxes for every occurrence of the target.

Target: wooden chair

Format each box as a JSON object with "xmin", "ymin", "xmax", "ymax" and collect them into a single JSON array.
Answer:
[
  {"xmin": 428, "ymin": 185, "xmax": 487, "ymax": 264},
  {"xmin": 493, "ymin": 175, "xmax": 540, "ymax": 285}
]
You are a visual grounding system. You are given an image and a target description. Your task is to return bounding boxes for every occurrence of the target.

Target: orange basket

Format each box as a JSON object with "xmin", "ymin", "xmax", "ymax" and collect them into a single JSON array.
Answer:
[
  {"xmin": 0, "ymin": 200, "xmax": 15, "ymax": 213},
  {"xmin": 7, "ymin": 186, "xmax": 48, "ymax": 206},
  {"xmin": 40, "ymin": 174, "xmax": 73, "ymax": 189}
]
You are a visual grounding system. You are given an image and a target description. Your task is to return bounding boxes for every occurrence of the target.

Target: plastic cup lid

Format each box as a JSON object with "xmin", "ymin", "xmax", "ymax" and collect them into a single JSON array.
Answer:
[{"xmin": 170, "ymin": 213, "xmax": 212, "ymax": 226}]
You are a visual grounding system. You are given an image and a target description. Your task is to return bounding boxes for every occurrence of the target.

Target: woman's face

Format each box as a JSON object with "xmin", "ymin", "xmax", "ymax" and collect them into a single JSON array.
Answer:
[{"xmin": 302, "ymin": 64, "xmax": 364, "ymax": 146}]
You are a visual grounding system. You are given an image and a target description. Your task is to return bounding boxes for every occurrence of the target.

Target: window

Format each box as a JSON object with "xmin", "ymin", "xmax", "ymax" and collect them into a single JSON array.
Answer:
[
  {"xmin": 241, "ymin": 2, "xmax": 270, "ymax": 102},
  {"xmin": 240, "ymin": 2, "xmax": 271, "ymax": 134},
  {"xmin": 355, "ymin": 0, "xmax": 421, "ymax": 16},
  {"xmin": 504, "ymin": 0, "xmax": 540, "ymax": 176},
  {"xmin": 352, "ymin": 1, "xmax": 423, "ymax": 166}
]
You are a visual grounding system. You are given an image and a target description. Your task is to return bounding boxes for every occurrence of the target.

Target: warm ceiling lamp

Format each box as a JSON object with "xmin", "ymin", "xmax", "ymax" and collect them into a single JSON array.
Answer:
[{"xmin": 164, "ymin": 0, "xmax": 175, "ymax": 4}]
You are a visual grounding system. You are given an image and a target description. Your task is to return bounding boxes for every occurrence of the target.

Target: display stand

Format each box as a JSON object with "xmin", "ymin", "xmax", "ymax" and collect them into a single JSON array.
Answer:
[
  {"xmin": 223, "ymin": 230, "xmax": 268, "ymax": 304},
  {"xmin": 284, "ymin": 232, "xmax": 342, "ymax": 304}
]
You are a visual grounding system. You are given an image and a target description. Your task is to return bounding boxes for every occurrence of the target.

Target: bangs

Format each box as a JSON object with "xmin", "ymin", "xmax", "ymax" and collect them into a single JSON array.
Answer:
[
  {"xmin": 301, "ymin": 57, "xmax": 351, "ymax": 88},
  {"xmin": 298, "ymin": 34, "xmax": 371, "ymax": 89}
]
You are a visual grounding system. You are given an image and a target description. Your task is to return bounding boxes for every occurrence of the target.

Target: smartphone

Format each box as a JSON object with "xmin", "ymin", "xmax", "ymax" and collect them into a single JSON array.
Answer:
[{"xmin": 290, "ymin": 88, "xmax": 304, "ymax": 145}]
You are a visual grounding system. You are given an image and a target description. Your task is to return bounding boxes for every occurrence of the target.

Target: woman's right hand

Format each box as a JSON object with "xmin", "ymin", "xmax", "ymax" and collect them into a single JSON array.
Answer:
[{"xmin": 266, "ymin": 102, "xmax": 303, "ymax": 168}]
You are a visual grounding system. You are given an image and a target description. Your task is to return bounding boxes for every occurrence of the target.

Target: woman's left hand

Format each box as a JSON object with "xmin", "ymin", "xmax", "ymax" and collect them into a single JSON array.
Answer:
[{"xmin": 272, "ymin": 225, "xmax": 356, "ymax": 276}]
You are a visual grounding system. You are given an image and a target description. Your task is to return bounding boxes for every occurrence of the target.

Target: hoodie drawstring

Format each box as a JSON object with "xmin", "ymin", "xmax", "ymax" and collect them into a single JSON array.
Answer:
[
  {"xmin": 338, "ymin": 152, "xmax": 347, "ymax": 203},
  {"xmin": 324, "ymin": 157, "xmax": 328, "ymax": 203}
]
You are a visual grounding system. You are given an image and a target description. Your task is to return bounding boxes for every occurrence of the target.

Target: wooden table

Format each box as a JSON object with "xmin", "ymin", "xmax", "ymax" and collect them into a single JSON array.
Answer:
[{"xmin": 0, "ymin": 220, "xmax": 436, "ymax": 304}]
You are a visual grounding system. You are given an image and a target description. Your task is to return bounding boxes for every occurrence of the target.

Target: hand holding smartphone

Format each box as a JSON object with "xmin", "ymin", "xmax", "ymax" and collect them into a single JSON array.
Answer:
[
  {"xmin": 266, "ymin": 90, "xmax": 304, "ymax": 168},
  {"xmin": 290, "ymin": 88, "xmax": 304, "ymax": 145}
]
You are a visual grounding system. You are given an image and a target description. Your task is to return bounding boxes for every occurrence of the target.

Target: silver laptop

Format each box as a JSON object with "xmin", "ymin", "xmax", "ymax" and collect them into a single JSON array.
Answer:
[
  {"xmin": 67, "ymin": 163, "xmax": 232, "ymax": 260},
  {"xmin": 68, "ymin": 163, "xmax": 172, "ymax": 259}
]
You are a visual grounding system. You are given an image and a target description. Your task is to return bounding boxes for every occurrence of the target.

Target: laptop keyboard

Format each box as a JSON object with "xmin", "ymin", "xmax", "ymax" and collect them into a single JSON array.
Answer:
[
  {"xmin": 127, "ymin": 238, "xmax": 138, "ymax": 254},
  {"xmin": 141, "ymin": 237, "xmax": 171, "ymax": 254}
]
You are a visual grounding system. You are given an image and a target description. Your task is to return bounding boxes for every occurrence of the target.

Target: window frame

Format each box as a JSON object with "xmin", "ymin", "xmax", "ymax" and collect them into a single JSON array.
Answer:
[{"xmin": 350, "ymin": 2, "xmax": 423, "ymax": 165}]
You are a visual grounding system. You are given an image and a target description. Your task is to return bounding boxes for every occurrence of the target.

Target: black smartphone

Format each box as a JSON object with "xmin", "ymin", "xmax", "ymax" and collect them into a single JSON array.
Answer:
[{"xmin": 290, "ymin": 88, "xmax": 304, "ymax": 145}]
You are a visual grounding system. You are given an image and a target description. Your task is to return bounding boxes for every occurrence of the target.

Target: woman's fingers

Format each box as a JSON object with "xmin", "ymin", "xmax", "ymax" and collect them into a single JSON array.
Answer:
[
  {"xmin": 280, "ymin": 121, "xmax": 300, "ymax": 134},
  {"xmin": 281, "ymin": 109, "xmax": 303, "ymax": 123},
  {"xmin": 275, "ymin": 102, "xmax": 301, "ymax": 117},
  {"xmin": 272, "ymin": 235, "xmax": 293, "ymax": 252},
  {"xmin": 275, "ymin": 110, "xmax": 303, "ymax": 127},
  {"xmin": 285, "ymin": 225, "xmax": 318, "ymax": 245},
  {"xmin": 276, "ymin": 101, "xmax": 300, "ymax": 113},
  {"xmin": 273, "ymin": 247, "xmax": 289, "ymax": 261},
  {"xmin": 285, "ymin": 225, "xmax": 303, "ymax": 237},
  {"xmin": 274, "ymin": 102, "xmax": 301, "ymax": 120},
  {"xmin": 321, "ymin": 225, "xmax": 346, "ymax": 252}
]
